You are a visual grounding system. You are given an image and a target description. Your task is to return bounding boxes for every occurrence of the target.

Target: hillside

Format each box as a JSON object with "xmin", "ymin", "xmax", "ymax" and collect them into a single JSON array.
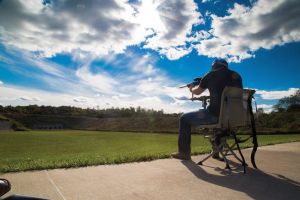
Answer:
[
  {"xmin": 0, "ymin": 114, "xmax": 28, "ymax": 131},
  {"xmin": 3, "ymin": 113, "xmax": 180, "ymax": 133},
  {"xmin": 1, "ymin": 104, "xmax": 299, "ymax": 134}
]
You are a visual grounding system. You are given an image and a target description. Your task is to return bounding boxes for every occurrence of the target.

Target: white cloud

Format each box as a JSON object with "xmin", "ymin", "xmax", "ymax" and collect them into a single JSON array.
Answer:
[
  {"xmin": 126, "ymin": 54, "xmax": 160, "ymax": 76},
  {"xmin": 1, "ymin": 85, "xmax": 94, "ymax": 107},
  {"xmin": 32, "ymin": 97, "xmax": 41, "ymax": 101},
  {"xmin": 159, "ymin": 47, "xmax": 192, "ymax": 60},
  {"xmin": 0, "ymin": 0, "xmax": 202, "ymax": 61},
  {"xmin": 0, "ymin": 48, "xmax": 100, "ymax": 97},
  {"xmin": 188, "ymin": 30, "xmax": 211, "ymax": 42},
  {"xmin": 1, "ymin": 0, "xmax": 300, "ymax": 63},
  {"xmin": 75, "ymin": 65, "xmax": 118, "ymax": 94},
  {"xmin": 0, "ymin": 0, "xmax": 148, "ymax": 57},
  {"xmin": 73, "ymin": 96, "xmax": 88, "ymax": 103},
  {"xmin": 193, "ymin": 0, "xmax": 300, "ymax": 62},
  {"xmin": 256, "ymin": 88, "xmax": 299, "ymax": 100},
  {"xmin": 19, "ymin": 96, "xmax": 32, "ymax": 101},
  {"xmin": 201, "ymin": 0, "xmax": 220, "ymax": 3},
  {"xmin": 143, "ymin": 0, "xmax": 202, "ymax": 60},
  {"xmin": 24, "ymin": 54, "xmax": 66, "ymax": 78},
  {"xmin": 201, "ymin": 0, "xmax": 212, "ymax": 3},
  {"xmin": 135, "ymin": 75, "xmax": 193, "ymax": 100},
  {"xmin": 257, "ymin": 104, "xmax": 274, "ymax": 113},
  {"xmin": 19, "ymin": 96, "xmax": 41, "ymax": 101},
  {"xmin": 0, "ymin": 80, "xmax": 3, "ymax": 85}
]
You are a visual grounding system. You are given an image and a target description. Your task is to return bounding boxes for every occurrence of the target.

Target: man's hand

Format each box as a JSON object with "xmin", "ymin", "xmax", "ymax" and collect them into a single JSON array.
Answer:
[
  {"xmin": 188, "ymin": 85, "xmax": 194, "ymax": 93},
  {"xmin": 188, "ymin": 85, "xmax": 194, "ymax": 99},
  {"xmin": 190, "ymin": 85, "xmax": 206, "ymax": 96}
]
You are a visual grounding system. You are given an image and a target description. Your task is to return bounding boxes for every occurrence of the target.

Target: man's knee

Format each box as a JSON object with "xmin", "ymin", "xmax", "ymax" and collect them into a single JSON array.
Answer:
[{"xmin": 180, "ymin": 113, "xmax": 188, "ymax": 124}]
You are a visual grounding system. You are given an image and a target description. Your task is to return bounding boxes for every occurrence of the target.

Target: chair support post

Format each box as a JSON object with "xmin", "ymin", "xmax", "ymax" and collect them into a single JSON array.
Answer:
[
  {"xmin": 232, "ymin": 132, "xmax": 247, "ymax": 173},
  {"xmin": 248, "ymin": 92, "xmax": 258, "ymax": 169}
]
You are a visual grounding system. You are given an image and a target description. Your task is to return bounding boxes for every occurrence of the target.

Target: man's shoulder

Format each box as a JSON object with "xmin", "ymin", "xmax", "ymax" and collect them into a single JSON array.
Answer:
[
  {"xmin": 204, "ymin": 69, "xmax": 242, "ymax": 81},
  {"xmin": 229, "ymin": 70, "xmax": 242, "ymax": 80}
]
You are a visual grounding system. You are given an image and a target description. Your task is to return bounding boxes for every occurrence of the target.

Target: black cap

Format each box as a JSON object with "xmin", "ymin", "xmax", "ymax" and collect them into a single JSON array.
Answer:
[{"xmin": 211, "ymin": 59, "xmax": 228, "ymax": 71}]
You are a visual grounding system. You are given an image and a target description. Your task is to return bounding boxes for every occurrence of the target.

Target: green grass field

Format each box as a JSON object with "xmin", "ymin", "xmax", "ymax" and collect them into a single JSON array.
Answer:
[{"xmin": 1, "ymin": 131, "xmax": 300, "ymax": 173}]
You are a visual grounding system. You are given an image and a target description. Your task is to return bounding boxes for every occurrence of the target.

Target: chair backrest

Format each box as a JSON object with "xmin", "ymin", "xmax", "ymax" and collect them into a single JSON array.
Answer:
[{"xmin": 218, "ymin": 87, "xmax": 252, "ymax": 129}]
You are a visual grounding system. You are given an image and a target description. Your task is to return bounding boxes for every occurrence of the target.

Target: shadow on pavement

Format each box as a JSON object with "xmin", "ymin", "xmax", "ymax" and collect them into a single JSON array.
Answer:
[{"xmin": 182, "ymin": 160, "xmax": 300, "ymax": 200}]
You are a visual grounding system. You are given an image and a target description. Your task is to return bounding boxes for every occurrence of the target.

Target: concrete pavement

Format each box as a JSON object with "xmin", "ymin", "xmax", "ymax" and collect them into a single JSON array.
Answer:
[{"xmin": 1, "ymin": 142, "xmax": 300, "ymax": 200}]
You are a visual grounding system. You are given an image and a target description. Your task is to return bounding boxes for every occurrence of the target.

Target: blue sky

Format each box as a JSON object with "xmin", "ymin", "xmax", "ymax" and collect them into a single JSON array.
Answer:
[{"xmin": 0, "ymin": 0, "xmax": 299, "ymax": 113}]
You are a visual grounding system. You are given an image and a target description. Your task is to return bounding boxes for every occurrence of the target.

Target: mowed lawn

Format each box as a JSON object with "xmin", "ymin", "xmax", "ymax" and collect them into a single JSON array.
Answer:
[{"xmin": 1, "ymin": 130, "xmax": 300, "ymax": 173}]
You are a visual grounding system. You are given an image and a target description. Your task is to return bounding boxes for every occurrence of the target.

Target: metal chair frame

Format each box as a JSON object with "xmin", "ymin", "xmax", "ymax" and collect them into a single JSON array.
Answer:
[{"xmin": 194, "ymin": 87, "xmax": 258, "ymax": 173}]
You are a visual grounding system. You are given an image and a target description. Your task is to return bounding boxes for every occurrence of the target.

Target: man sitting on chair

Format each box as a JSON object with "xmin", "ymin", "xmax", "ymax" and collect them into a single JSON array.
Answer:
[{"xmin": 171, "ymin": 59, "xmax": 243, "ymax": 160}]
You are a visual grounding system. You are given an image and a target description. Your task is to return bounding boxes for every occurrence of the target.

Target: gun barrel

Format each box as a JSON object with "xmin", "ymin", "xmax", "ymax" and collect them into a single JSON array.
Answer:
[{"xmin": 179, "ymin": 85, "xmax": 188, "ymax": 88}]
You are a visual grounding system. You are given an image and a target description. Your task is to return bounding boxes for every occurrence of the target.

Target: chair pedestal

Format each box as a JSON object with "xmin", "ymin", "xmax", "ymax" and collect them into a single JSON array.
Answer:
[{"xmin": 198, "ymin": 130, "xmax": 247, "ymax": 173}]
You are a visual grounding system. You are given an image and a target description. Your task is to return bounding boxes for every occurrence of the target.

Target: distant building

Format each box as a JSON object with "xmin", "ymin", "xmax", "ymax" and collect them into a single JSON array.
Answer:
[
  {"xmin": 32, "ymin": 123, "xmax": 64, "ymax": 130},
  {"xmin": 0, "ymin": 120, "xmax": 12, "ymax": 130}
]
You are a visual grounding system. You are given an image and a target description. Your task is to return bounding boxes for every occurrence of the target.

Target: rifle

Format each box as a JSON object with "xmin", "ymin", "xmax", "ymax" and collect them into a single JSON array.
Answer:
[{"xmin": 179, "ymin": 77, "xmax": 202, "ymax": 88}]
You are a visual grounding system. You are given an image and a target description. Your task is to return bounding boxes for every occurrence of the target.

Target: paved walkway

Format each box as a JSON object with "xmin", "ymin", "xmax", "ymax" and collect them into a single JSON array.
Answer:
[{"xmin": 2, "ymin": 142, "xmax": 300, "ymax": 200}]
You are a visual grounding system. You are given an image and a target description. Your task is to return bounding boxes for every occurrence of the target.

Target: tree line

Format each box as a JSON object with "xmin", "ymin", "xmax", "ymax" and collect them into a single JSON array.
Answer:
[
  {"xmin": 256, "ymin": 89, "xmax": 300, "ymax": 132},
  {"xmin": 0, "ymin": 105, "xmax": 174, "ymax": 118},
  {"xmin": 272, "ymin": 89, "xmax": 300, "ymax": 112}
]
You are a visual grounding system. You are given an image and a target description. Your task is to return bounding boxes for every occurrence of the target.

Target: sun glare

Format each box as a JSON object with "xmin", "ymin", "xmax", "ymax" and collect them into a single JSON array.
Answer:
[{"xmin": 136, "ymin": 1, "xmax": 166, "ymax": 33}]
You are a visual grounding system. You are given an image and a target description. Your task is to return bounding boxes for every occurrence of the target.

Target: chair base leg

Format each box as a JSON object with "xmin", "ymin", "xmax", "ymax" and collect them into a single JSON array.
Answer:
[
  {"xmin": 225, "ymin": 164, "xmax": 231, "ymax": 170},
  {"xmin": 232, "ymin": 132, "xmax": 247, "ymax": 173},
  {"xmin": 197, "ymin": 141, "xmax": 248, "ymax": 173},
  {"xmin": 197, "ymin": 151, "xmax": 215, "ymax": 165}
]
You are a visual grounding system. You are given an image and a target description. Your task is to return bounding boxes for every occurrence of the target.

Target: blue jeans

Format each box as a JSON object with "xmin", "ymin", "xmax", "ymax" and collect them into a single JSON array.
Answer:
[{"xmin": 178, "ymin": 109, "xmax": 218, "ymax": 154}]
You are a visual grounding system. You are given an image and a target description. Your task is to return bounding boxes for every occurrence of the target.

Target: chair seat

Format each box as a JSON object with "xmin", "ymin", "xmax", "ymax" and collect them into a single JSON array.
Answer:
[{"xmin": 198, "ymin": 123, "xmax": 220, "ymax": 129}]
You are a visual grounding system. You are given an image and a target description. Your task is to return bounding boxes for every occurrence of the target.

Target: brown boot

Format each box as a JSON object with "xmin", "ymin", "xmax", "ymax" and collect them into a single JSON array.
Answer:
[
  {"xmin": 171, "ymin": 152, "xmax": 191, "ymax": 160},
  {"xmin": 211, "ymin": 138, "xmax": 224, "ymax": 161}
]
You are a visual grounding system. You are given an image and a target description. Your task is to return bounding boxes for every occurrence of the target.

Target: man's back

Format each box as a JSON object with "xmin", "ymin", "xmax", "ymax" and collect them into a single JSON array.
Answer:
[{"xmin": 200, "ymin": 68, "xmax": 243, "ymax": 117}]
